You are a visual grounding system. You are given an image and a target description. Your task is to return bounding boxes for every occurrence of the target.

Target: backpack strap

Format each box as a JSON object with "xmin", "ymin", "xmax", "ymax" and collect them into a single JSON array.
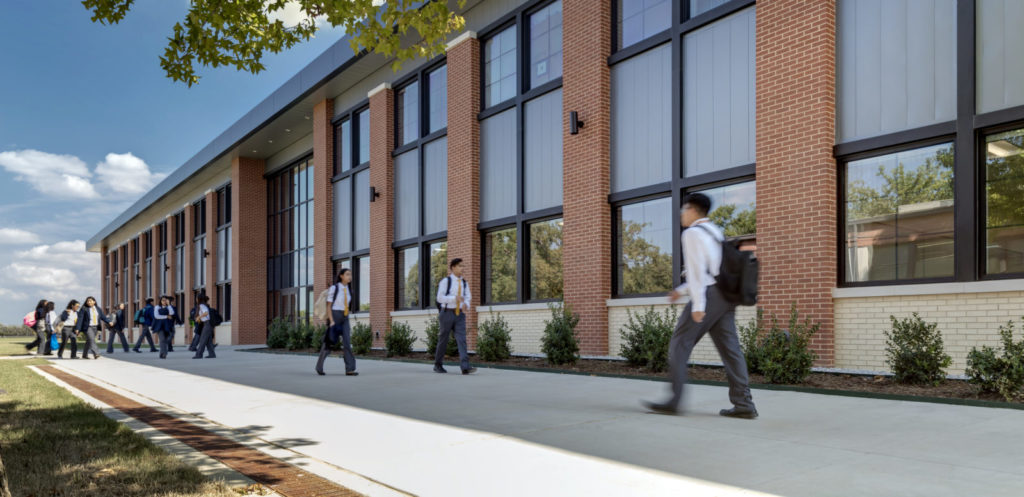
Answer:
[{"xmin": 693, "ymin": 223, "xmax": 723, "ymax": 243}]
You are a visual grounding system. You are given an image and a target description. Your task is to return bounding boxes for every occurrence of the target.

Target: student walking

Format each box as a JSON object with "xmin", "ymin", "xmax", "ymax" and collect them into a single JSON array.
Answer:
[
  {"xmin": 191, "ymin": 295, "xmax": 216, "ymax": 359},
  {"xmin": 166, "ymin": 295, "xmax": 183, "ymax": 352},
  {"xmin": 132, "ymin": 298, "xmax": 157, "ymax": 353},
  {"xmin": 643, "ymin": 193, "xmax": 757, "ymax": 418},
  {"xmin": 76, "ymin": 296, "xmax": 111, "ymax": 360},
  {"xmin": 316, "ymin": 268, "xmax": 358, "ymax": 376},
  {"xmin": 188, "ymin": 292, "xmax": 205, "ymax": 352},
  {"xmin": 24, "ymin": 299, "xmax": 48, "ymax": 355},
  {"xmin": 42, "ymin": 301, "xmax": 57, "ymax": 356},
  {"xmin": 433, "ymin": 258, "xmax": 476, "ymax": 375},
  {"xmin": 58, "ymin": 300, "xmax": 81, "ymax": 359},
  {"xmin": 105, "ymin": 303, "xmax": 130, "ymax": 353},
  {"xmin": 153, "ymin": 296, "xmax": 176, "ymax": 359}
]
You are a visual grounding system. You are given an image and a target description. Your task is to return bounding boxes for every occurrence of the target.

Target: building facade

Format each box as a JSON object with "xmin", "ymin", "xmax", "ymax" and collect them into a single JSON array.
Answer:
[{"xmin": 89, "ymin": 0, "xmax": 1024, "ymax": 374}]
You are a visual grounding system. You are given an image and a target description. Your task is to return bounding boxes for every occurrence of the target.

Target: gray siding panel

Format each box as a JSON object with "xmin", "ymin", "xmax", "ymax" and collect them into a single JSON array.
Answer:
[
  {"xmin": 611, "ymin": 43, "xmax": 671, "ymax": 193},
  {"xmin": 837, "ymin": 0, "xmax": 956, "ymax": 142},
  {"xmin": 524, "ymin": 89, "xmax": 563, "ymax": 212},
  {"xmin": 333, "ymin": 177, "xmax": 352, "ymax": 255},
  {"xmin": 978, "ymin": 0, "xmax": 1024, "ymax": 113},
  {"xmin": 480, "ymin": 109, "xmax": 518, "ymax": 222},
  {"xmin": 394, "ymin": 150, "xmax": 420, "ymax": 241},
  {"xmin": 684, "ymin": 7, "xmax": 755, "ymax": 176},
  {"xmin": 354, "ymin": 170, "xmax": 369, "ymax": 250},
  {"xmin": 423, "ymin": 137, "xmax": 448, "ymax": 235}
]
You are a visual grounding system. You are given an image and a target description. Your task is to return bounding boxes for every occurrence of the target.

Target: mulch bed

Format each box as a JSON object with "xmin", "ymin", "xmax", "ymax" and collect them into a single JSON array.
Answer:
[{"xmin": 262, "ymin": 347, "xmax": 1020, "ymax": 406}]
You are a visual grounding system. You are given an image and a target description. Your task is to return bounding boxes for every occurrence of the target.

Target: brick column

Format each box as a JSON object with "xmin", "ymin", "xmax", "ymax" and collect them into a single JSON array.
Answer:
[
  {"xmin": 313, "ymin": 98, "xmax": 335, "ymax": 320},
  {"xmin": 183, "ymin": 203, "xmax": 195, "ymax": 343},
  {"xmin": 369, "ymin": 84, "xmax": 395, "ymax": 346},
  {"xmin": 205, "ymin": 190, "xmax": 218, "ymax": 308},
  {"xmin": 446, "ymin": 33, "xmax": 482, "ymax": 349},
  {"xmin": 232, "ymin": 157, "xmax": 268, "ymax": 344},
  {"xmin": 756, "ymin": 0, "xmax": 837, "ymax": 366},
  {"xmin": 561, "ymin": 0, "xmax": 612, "ymax": 355}
]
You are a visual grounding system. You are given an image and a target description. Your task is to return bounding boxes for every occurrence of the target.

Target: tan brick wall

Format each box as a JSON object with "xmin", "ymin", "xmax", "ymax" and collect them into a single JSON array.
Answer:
[
  {"xmin": 835, "ymin": 292, "xmax": 1024, "ymax": 375},
  {"xmin": 756, "ymin": 0, "xmax": 837, "ymax": 366},
  {"xmin": 562, "ymin": 0, "xmax": 612, "ymax": 356},
  {"xmin": 477, "ymin": 306, "xmax": 555, "ymax": 355},
  {"xmin": 608, "ymin": 302, "xmax": 758, "ymax": 364},
  {"xmin": 447, "ymin": 33, "xmax": 482, "ymax": 350},
  {"xmin": 231, "ymin": 157, "xmax": 268, "ymax": 345},
  {"xmin": 313, "ymin": 98, "xmax": 335, "ymax": 323},
  {"xmin": 369, "ymin": 87, "xmax": 396, "ymax": 346}
]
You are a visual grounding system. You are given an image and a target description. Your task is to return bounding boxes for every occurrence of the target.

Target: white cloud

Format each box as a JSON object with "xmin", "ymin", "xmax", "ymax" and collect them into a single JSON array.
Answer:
[
  {"xmin": 0, "ymin": 240, "xmax": 101, "ymax": 315},
  {"xmin": 95, "ymin": 152, "xmax": 168, "ymax": 195},
  {"xmin": 3, "ymin": 262, "xmax": 80, "ymax": 289},
  {"xmin": 16, "ymin": 241, "xmax": 95, "ymax": 268},
  {"xmin": 267, "ymin": 1, "xmax": 329, "ymax": 27},
  {"xmin": 0, "ymin": 228, "xmax": 42, "ymax": 245},
  {"xmin": 0, "ymin": 149, "xmax": 99, "ymax": 199}
]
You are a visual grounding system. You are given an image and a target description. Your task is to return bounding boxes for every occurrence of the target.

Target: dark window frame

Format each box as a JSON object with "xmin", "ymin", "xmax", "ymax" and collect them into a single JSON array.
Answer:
[
  {"xmin": 332, "ymin": 255, "xmax": 370, "ymax": 314},
  {"xmin": 192, "ymin": 198, "xmax": 208, "ymax": 291},
  {"xmin": 215, "ymin": 184, "xmax": 232, "ymax": 318},
  {"xmin": 333, "ymin": 100, "xmax": 372, "ymax": 266},
  {"xmin": 834, "ymin": 0, "xmax": 1024, "ymax": 287},
  {"xmin": 332, "ymin": 102, "xmax": 370, "ymax": 177},
  {"xmin": 267, "ymin": 156, "xmax": 316, "ymax": 325}
]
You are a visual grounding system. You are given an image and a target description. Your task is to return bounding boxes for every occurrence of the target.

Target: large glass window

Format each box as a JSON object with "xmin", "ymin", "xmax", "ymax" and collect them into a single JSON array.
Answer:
[
  {"xmin": 836, "ymin": 0, "xmax": 956, "ymax": 142},
  {"xmin": 428, "ymin": 241, "xmax": 448, "ymax": 308},
  {"xmin": 357, "ymin": 256, "xmax": 370, "ymax": 311},
  {"xmin": 397, "ymin": 246, "xmax": 420, "ymax": 309},
  {"xmin": 397, "ymin": 81, "xmax": 420, "ymax": 146},
  {"xmin": 192, "ymin": 198, "xmax": 207, "ymax": 290},
  {"xmin": 528, "ymin": 0, "xmax": 563, "ymax": 89},
  {"xmin": 611, "ymin": 43, "xmax": 671, "ymax": 192},
  {"xmin": 529, "ymin": 218, "xmax": 563, "ymax": 300},
  {"xmin": 394, "ymin": 150, "xmax": 420, "ymax": 241},
  {"xmin": 977, "ymin": 0, "xmax": 1024, "ymax": 114},
  {"xmin": 690, "ymin": 0, "xmax": 731, "ymax": 17},
  {"xmin": 616, "ymin": 197, "xmax": 673, "ymax": 296},
  {"xmin": 844, "ymin": 143, "xmax": 955, "ymax": 283},
  {"xmin": 984, "ymin": 128, "xmax": 1024, "ymax": 275},
  {"xmin": 358, "ymin": 108, "xmax": 370, "ymax": 165},
  {"xmin": 683, "ymin": 6, "xmax": 755, "ymax": 176},
  {"xmin": 484, "ymin": 26, "xmax": 517, "ymax": 107},
  {"xmin": 333, "ymin": 103, "xmax": 371, "ymax": 307},
  {"xmin": 524, "ymin": 88, "xmax": 563, "ymax": 211},
  {"xmin": 216, "ymin": 184, "xmax": 232, "ymax": 320},
  {"xmin": 268, "ymin": 158, "xmax": 315, "ymax": 325},
  {"xmin": 481, "ymin": 109, "xmax": 518, "ymax": 221},
  {"xmin": 335, "ymin": 119, "xmax": 352, "ymax": 174},
  {"xmin": 485, "ymin": 228, "xmax": 517, "ymax": 304},
  {"xmin": 428, "ymin": 65, "xmax": 448, "ymax": 133},
  {"xmin": 696, "ymin": 180, "xmax": 756, "ymax": 237},
  {"xmin": 617, "ymin": 0, "xmax": 671, "ymax": 50}
]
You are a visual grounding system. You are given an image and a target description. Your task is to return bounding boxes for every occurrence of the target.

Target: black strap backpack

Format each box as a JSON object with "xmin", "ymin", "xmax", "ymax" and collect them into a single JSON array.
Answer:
[
  {"xmin": 436, "ymin": 276, "xmax": 468, "ymax": 313},
  {"xmin": 694, "ymin": 224, "xmax": 758, "ymax": 306}
]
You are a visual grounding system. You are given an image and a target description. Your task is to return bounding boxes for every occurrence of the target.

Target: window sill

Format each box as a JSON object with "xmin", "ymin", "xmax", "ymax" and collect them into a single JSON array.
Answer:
[
  {"xmin": 476, "ymin": 302, "xmax": 555, "ymax": 313},
  {"xmin": 390, "ymin": 309, "xmax": 438, "ymax": 317},
  {"xmin": 606, "ymin": 296, "xmax": 674, "ymax": 308},
  {"xmin": 833, "ymin": 279, "xmax": 1024, "ymax": 299}
]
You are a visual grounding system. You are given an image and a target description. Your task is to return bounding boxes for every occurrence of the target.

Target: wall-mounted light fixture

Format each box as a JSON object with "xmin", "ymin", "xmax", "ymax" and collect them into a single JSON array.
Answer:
[
  {"xmin": 203, "ymin": 249, "xmax": 210, "ymax": 258},
  {"xmin": 570, "ymin": 110, "xmax": 585, "ymax": 135},
  {"xmin": 370, "ymin": 186, "xmax": 381, "ymax": 202}
]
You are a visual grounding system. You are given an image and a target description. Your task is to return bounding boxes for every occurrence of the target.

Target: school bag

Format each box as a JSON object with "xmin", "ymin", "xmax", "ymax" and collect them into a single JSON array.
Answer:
[
  {"xmin": 22, "ymin": 311, "xmax": 36, "ymax": 328},
  {"xmin": 133, "ymin": 309, "xmax": 144, "ymax": 325},
  {"xmin": 313, "ymin": 286, "xmax": 332, "ymax": 321},
  {"xmin": 208, "ymin": 308, "xmax": 224, "ymax": 327},
  {"xmin": 694, "ymin": 224, "xmax": 759, "ymax": 306},
  {"xmin": 436, "ymin": 276, "xmax": 468, "ymax": 313}
]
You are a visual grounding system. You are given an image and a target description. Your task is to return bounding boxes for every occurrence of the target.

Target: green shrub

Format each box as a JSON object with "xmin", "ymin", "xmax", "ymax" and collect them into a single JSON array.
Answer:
[
  {"xmin": 287, "ymin": 321, "xmax": 315, "ymax": 351},
  {"xmin": 266, "ymin": 317, "xmax": 291, "ymax": 349},
  {"xmin": 541, "ymin": 303, "xmax": 580, "ymax": 365},
  {"xmin": 385, "ymin": 321, "xmax": 416, "ymax": 357},
  {"xmin": 966, "ymin": 318, "xmax": 1024, "ymax": 401},
  {"xmin": 311, "ymin": 324, "xmax": 328, "ymax": 350},
  {"xmin": 885, "ymin": 313, "xmax": 952, "ymax": 385},
  {"xmin": 740, "ymin": 305, "xmax": 817, "ymax": 384},
  {"xmin": 619, "ymin": 306, "xmax": 676, "ymax": 372},
  {"xmin": 351, "ymin": 322, "xmax": 373, "ymax": 355},
  {"xmin": 423, "ymin": 315, "xmax": 458, "ymax": 357},
  {"xmin": 478, "ymin": 312, "xmax": 514, "ymax": 362}
]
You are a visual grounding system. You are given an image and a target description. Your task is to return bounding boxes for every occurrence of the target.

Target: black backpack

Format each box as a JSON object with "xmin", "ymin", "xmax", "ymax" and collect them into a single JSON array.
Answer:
[
  {"xmin": 694, "ymin": 224, "xmax": 758, "ymax": 306},
  {"xmin": 208, "ymin": 308, "xmax": 224, "ymax": 327},
  {"xmin": 436, "ymin": 276, "xmax": 468, "ymax": 313},
  {"xmin": 133, "ymin": 309, "xmax": 144, "ymax": 325}
]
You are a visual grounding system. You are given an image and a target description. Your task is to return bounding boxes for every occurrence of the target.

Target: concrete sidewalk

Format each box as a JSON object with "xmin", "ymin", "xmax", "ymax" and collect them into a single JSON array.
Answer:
[{"xmin": 45, "ymin": 347, "xmax": 1024, "ymax": 496}]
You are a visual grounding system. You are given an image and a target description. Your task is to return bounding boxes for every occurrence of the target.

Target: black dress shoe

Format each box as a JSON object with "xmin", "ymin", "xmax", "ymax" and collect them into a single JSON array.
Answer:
[
  {"xmin": 149, "ymin": 349, "xmax": 158, "ymax": 352},
  {"xmin": 462, "ymin": 367, "xmax": 477, "ymax": 375},
  {"xmin": 316, "ymin": 370, "xmax": 325, "ymax": 376},
  {"xmin": 192, "ymin": 356, "xmax": 203, "ymax": 359},
  {"xmin": 346, "ymin": 371, "xmax": 359, "ymax": 376},
  {"xmin": 433, "ymin": 366, "xmax": 447, "ymax": 374},
  {"xmin": 719, "ymin": 407, "xmax": 758, "ymax": 419},
  {"xmin": 133, "ymin": 349, "xmax": 141, "ymax": 353},
  {"xmin": 642, "ymin": 400, "xmax": 679, "ymax": 415}
]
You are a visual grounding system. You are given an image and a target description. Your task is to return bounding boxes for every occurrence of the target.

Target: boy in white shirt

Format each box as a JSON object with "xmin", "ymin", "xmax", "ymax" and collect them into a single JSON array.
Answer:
[{"xmin": 433, "ymin": 258, "xmax": 476, "ymax": 375}]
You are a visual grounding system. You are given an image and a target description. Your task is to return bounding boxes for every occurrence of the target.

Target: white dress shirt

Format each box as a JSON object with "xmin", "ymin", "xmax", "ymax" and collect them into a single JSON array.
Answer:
[
  {"xmin": 154, "ymin": 305, "xmax": 175, "ymax": 319},
  {"xmin": 63, "ymin": 309, "xmax": 79, "ymax": 327},
  {"xmin": 676, "ymin": 219, "xmax": 723, "ymax": 313},
  {"xmin": 46, "ymin": 311, "xmax": 57, "ymax": 330},
  {"xmin": 436, "ymin": 275, "xmax": 471, "ymax": 312},
  {"xmin": 327, "ymin": 283, "xmax": 352, "ymax": 312},
  {"xmin": 88, "ymin": 307, "xmax": 100, "ymax": 327},
  {"xmin": 197, "ymin": 304, "xmax": 210, "ymax": 323}
]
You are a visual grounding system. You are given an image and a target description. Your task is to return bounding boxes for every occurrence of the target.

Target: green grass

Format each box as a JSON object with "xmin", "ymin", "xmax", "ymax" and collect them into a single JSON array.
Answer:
[
  {"xmin": 0, "ymin": 337, "xmax": 33, "ymax": 357},
  {"xmin": 0, "ymin": 360, "xmax": 238, "ymax": 497}
]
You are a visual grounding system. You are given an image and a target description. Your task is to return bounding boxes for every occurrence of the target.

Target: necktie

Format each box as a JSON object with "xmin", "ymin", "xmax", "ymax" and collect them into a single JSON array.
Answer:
[
  {"xmin": 91, "ymin": 309, "xmax": 97, "ymax": 326},
  {"xmin": 343, "ymin": 287, "xmax": 349, "ymax": 317},
  {"xmin": 455, "ymin": 278, "xmax": 462, "ymax": 316}
]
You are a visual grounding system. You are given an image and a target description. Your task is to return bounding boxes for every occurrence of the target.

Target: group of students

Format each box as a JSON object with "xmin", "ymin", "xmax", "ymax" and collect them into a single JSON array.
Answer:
[
  {"xmin": 24, "ymin": 293, "xmax": 222, "ymax": 361},
  {"xmin": 316, "ymin": 257, "xmax": 477, "ymax": 377}
]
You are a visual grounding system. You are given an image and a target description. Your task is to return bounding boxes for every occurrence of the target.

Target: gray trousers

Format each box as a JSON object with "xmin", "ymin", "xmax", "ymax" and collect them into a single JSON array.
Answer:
[
  {"xmin": 316, "ymin": 311, "xmax": 356, "ymax": 373},
  {"xmin": 29, "ymin": 322, "xmax": 47, "ymax": 354},
  {"xmin": 193, "ymin": 322, "xmax": 215, "ymax": 358},
  {"xmin": 58, "ymin": 326, "xmax": 78, "ymax": 358},
  {"xmin": 82, "ymin": 326, "xmax": 101, "ymax": 359},
  {"xmin": 158, "ymin": 328, "xmax": 172, "ymax": 358},
  {"xmin": 436, "ymin": 310, "xmax": 470, "ymax": 371},
  {"xmin": 666, "ymin": 286, "xmax": 755, "ymax": 410},
  {"xmin": 106, "ymin": 328, "xmax": 130, "ymax": 353},
  {"xmin": 134, "ymin": 325, "xmax": 156, "ymax": 351},
  {"xmin": 189, "ymin": 324, "xmax": 202, "ymax": 351}
]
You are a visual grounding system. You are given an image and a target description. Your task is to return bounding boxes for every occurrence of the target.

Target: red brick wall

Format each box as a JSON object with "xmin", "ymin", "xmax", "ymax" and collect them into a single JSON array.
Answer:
[
  {"xmin": 369, "ymin": 86, "xmax": 395, "ymax": 345},
  {"xmin": 313, "ymin": 98, "xmax": 335, "ymax": 320},
  {"xmin": 756, "ymin": 0, "xmax": 837, "ymax": 365},
  {"xmin": 205, "ymin": 190, "xmax": 218, "ymax": 309},
  {"xmin": 562, "ymin": 0, "xmax": 612, "ymax": 355},
  {"xmin": 231, "ymin": 157, "xmax": 268, "ymax": 344},
  {"xmin": 447, "ymin": 35, "xmax": 482, "ymax": 349},
  {"xmin": 183, "ymin": 202, "xmax": 195, "ymax": 343}
]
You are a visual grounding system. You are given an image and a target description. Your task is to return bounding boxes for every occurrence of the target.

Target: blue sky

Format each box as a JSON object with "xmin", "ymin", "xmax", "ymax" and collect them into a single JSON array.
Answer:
[{"xmin": 0, "ymin": 0, "xmax": 343, "ymax": 323}]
